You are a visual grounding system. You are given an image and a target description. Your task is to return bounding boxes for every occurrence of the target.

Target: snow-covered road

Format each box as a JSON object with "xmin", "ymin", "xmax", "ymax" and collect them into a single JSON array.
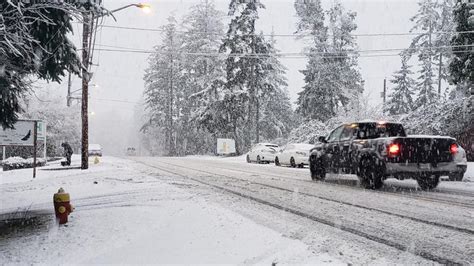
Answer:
[{"xmin": 1, "ymin": 156, "xmax": 473, "ymax": 264}]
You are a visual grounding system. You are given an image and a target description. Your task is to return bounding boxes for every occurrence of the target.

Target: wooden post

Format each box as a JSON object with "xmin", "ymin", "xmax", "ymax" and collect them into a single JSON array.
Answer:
[
  {"xmin": 81, "ymin": 12, "xmax": 90, "ymax": 170},
  {"xmin": 33, "ymin": 121, "xmax": 37, "ymax": 178},
  {"xmin": 43, "ymin": 122, "xmax": 47, "ymax": 160}
]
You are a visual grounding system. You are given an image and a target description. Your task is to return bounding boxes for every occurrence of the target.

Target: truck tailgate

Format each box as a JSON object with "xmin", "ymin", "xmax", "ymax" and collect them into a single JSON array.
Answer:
[{"xmin": 394, "ymin": 137, "xmax": 455, "ymax": 164}]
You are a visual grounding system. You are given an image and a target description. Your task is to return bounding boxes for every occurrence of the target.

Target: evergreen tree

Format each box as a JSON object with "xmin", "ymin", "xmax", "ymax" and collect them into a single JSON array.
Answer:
[
  {"xmin": 433, "ymin": 0, "xmax": 455, "ymax": 94},
  {"xmin": 295, "ymin": 0, "xmax": 363, "ymax": 121},
  {"xmin": 258, "ymin": 33, "xmax": 295, "ymax": 140},
  {"xmin": 449, "ymin": 0, "xmax": 474, "ymax": 94},
  {"xmin": 0, "ymin": 1, "xmax": 83, "ymax": 129},
  {"xmin": 182, "ymin": 0, "xmax": 225, "ymax": 155},
  {"xmin": 294, "ymin": 0, "xmax": 332, "ymax": 121},
  {"xmin": 326, "ymin": 2, "xmax": 364, "ymax": 109},
  {"xmin": 144, "ymin": 3, "xmax": 226, "ymax": 156},
  {"xmin": 449, "ymin": 0, "xmax": 474, "ymax": 124},
  {"xmin": 143, "ymin": 16, "xmax": 183, "ymax": 156},
  {"xmin": 406, "ymin": 0, "xmax": 454, "ymax": 108},
  {"xmin": 386, "ymin": 56, "xmax": 416, "ymax": 115},
  {"xmin": 218, "ymin": 0, "xmax": 267, "ymax": 153}
]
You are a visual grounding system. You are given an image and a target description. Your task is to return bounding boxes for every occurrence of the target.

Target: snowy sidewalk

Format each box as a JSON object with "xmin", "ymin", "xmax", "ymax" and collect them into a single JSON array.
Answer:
[{"xmin": 0, "ymin": 156, "xmax": 340, "ymax": 264}]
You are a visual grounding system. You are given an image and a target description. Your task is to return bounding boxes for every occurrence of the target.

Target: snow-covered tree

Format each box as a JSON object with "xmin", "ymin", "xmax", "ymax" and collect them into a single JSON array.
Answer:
[
  {"xmin": 290, "ymin": 94, "xmax": 388, "ymax": 144},
  {"xmin": 386, "ymin": 56, "xmax": 416, "ymax": 115},
  {"xmin": 406, "ymin": 0, "xmax": 455, "ymax": 108},
  {"xmin": 449, "ymin": 0, "xmax": 474, "ymax": 128},
  {"xmin": 295, "ymin": 1, "xmax": 363, "ymax": 122},
  {"xmin": 22, "ymin": 90, "xmax": 81, "ymax": 156},
  {"xmin": 399, "ymin": 95, "xmax": 468, "ymax": 136},
  {"xmin": 181, "ymin": 0, "xmax": 225, "ymax": 155},
  {"xmin": 326, "ymin": 2, "xmax": 364, "ymax": 108},
  {"xmin": 144, "ymin": 16, "xmax": 183, "ymax": 156},
  {"xmin": 449, "ymin": 0, "xmax": 474, "ymax": 97},
  {"xmin": 144, "ymin": 3, "xmax": 226, "ymax": 156},
  {"xmin": 0, "ymin": 1, "xmax": 87, "ymax": 129},
  {"xmin": 218, "ymin": 0, "xmax": 268, "ymax": 152},
  {"xmin": 294, "ymin": 0, "xmax": 331, "ymax": 121},
  {"xmin": 258, "ymin": 33, "xmax": 295, "ymax": 141}
]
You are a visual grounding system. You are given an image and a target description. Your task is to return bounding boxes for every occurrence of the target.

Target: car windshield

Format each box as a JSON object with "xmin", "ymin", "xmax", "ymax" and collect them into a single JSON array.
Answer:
[{"xmin": 265, "ymin": 144, "xmax": 279, "ymax": 148}]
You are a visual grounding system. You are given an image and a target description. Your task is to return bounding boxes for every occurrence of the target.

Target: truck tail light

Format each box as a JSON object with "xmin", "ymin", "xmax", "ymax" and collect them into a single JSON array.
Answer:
[
  {"xmin": 450, "ymin": 143, "xmax": 458, "ymax": 154},
  {"xmin": 388, "ymin": 143, "xmax": 400, "ymax": 156}
]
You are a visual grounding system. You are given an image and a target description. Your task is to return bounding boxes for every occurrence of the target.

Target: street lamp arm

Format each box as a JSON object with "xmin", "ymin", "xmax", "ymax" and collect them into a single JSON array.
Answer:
[{"xmin": 95, "ymin": 3, "xmax": 150, "ymax": 20}]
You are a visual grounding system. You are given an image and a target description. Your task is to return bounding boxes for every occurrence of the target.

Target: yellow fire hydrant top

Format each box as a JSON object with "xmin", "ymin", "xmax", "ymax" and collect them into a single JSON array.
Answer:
[{"xmin": 53, "ymin": 187, "xmax": 70, "ymax": 202}]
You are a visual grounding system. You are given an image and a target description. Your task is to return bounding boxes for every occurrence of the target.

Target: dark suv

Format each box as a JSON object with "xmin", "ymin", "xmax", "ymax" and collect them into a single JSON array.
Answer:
[{"xmin": 309, "ymin": 121, "xmax": 464, "ymax": 190}]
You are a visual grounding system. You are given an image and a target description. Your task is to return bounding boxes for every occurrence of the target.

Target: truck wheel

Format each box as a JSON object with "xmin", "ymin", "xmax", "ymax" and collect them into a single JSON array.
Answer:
[
  {"xmin": 417, "ymin": 174, "xmax": 440, "ymax": 190},
  {"xmin": 290, "ymin": 157, "xmax": 296, "ymax": 168},
  {"xmin": 246, "ymin": 155, "xmax": 251, "ymax": 163},
  {"xmin": 275, "ymin": 157, "xmax": 280, "ymax": 166},
  {"xmin": 310, "ymin": 157, "xmax": 325, "ymax": 181},
  {"xmin": 358, "ymin": 158, "xmax": 383, "ymax": 189}
]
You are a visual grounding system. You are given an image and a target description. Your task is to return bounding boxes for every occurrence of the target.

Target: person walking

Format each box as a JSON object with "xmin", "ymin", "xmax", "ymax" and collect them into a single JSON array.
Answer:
[{"xmin": 61, "ymin": 142, "xmax": 73, "ymax": 166}]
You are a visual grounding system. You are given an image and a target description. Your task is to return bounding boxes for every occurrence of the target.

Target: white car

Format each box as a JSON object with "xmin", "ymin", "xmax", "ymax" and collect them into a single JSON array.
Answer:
[
  {"xmin": 88, "ymin": 144, "xmax": 102, "ymax": 157},
  {"xmin": 274, "ymin": 143, "xmax": 314, "ymax": 168},
  {"xmin": 246, "ymin": 143, "xmax": 279, "ymax": 164}
]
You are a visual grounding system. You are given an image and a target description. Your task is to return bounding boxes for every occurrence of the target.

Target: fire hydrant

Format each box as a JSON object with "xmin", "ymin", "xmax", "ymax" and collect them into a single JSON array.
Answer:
[{"xmin": 53, "ymin": 188, "xmax": 73, "ymax": 224}]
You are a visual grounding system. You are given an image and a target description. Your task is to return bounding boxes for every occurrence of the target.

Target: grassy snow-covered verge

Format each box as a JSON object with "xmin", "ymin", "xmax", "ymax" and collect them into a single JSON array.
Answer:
[
  {"xmin": 464, "ymin": 162, "xmax": 474, "ymax": 182},
  {"xmin": 0, "ymin": 156, "xmax": 340, "ymax": 264}
]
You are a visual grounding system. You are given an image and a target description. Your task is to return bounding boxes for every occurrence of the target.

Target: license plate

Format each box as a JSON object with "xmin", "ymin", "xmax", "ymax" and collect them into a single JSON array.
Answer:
[{"xmin": 418, "ymin": 163, "xmax": 431, "ymax": 170}]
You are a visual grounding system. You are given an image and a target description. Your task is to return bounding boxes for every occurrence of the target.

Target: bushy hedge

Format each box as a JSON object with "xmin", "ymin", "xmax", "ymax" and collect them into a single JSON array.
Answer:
[{"xmin": 2, "ymin": 157, "xmax": 46, "ymax": 171}]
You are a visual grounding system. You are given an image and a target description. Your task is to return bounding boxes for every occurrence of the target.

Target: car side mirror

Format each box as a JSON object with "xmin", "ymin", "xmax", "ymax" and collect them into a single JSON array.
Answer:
[{"xmin": 318, "ymin": 136, "xmax": 327, "ymax": 143}]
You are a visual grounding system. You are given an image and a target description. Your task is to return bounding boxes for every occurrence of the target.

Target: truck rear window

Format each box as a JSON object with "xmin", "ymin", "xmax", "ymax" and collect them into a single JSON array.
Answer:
[{"xmin": 356, "ymin": 123, "xmax": 406, "ymax": 139}]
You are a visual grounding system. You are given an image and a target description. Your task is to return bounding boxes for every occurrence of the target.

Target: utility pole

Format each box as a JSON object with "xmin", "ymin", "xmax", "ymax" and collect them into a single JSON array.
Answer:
[
  {"xmin": 438, "ymin": 54, "xmax": 443, "ymax": 96},
  {"xmin": 383, "ymin": 78, "xmax": 387, "ymax": 104},
  {"xmin": 81, "ymin": 11, "xmax": 91, "ymax": 170},
  {"xmin": 67, "ymin": 71, "xmax": 72, "ymax": 107},
  {"xmin": 253, "ymin": 34, "xmax": 259, "ymax": 143},
  {"xmin": 33, "ymin": 120, "xmax": 37, "ymax": 178},
  {"xmin": 168, "ymin": 33, "xmax": 174, "ymax": 156}
]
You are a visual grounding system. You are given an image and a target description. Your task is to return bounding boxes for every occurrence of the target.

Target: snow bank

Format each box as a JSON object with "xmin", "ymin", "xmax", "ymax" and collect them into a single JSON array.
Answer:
[{"xmin": 464, "ymin": 162, "xmax": 474, "ymax": 182}]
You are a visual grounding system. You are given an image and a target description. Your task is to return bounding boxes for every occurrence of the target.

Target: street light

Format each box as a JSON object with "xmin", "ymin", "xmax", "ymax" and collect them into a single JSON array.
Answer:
[
  {"xmin": 80, "ymin": 2, "xmax": 151, "ymax": 170},
  {"xmin": 105, "ymin": 3, "xmax": 152, "ymax": 20}
]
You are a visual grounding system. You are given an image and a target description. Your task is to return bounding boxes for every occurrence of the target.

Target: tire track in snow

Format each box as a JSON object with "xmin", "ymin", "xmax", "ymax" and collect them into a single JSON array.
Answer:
[
  {"xmin": 181, "ymin": 159, "xmax": 474, "ymax": 209},
  {"xmin": 133, "ymin": 159, "xmax": 469, "ymax": 265},
  {"xmin": 145, "ymin": 159, "xmax": 474, "ymax": 234}
]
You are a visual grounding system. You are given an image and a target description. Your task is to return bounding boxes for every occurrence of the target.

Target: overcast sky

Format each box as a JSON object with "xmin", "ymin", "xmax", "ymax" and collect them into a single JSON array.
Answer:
[{"xmin": 38, "ymin": 0, "xmax": 420, "ymax": 154}]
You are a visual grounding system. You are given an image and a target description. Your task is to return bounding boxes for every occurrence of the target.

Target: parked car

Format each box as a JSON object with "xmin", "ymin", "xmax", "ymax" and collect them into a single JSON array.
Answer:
[
  {"xmin": 246, "ymin": 143, "xmax": 279, "ymax": 164},
  {"xmin": 126, "ymin": 147, "xmax": 137, "ymax": 156},
  {"xmin": 275, "ymin": 143, "xmax": 314, "ymax": 168},
  {"xmin": 88, "ymin": 144, "xmax": 102, "ymax": 157},
  {"xmin": 309, "ymin": 121, "xmax": 465, "ymax": 190},
  {"xmin": 449, "ymin": 144, "xmax": 467, "ymax": 181}
]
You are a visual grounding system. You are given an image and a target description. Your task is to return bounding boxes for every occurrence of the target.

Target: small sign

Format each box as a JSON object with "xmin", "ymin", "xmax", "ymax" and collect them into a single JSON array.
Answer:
[
  {"xmin": 216, "ymin": 138, "xmax": 236, "ymax": 155},
  {"xmin": 0, "ymin": 121, "xmax": 35, "ymax": 146},
  {"xmin": 37, "ymin": 121, "xmax": 46, "ymax": 141}
]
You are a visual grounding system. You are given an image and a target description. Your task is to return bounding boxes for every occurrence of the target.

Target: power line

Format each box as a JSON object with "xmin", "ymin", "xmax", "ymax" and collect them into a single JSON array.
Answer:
[
  {"xmin": 89, "ymin": 44, "xmax": 474, "ymax": 59},
  {"xmin": 95, "ymin": 43, "xmax": 474, "ymax": 55},
  {"xmin": 91, "ymin": 97, "xmax": 140, "ymax": 104},
  {"xmin": 97, "ymin": 24, "xmax": 474, "ymax": 38}
]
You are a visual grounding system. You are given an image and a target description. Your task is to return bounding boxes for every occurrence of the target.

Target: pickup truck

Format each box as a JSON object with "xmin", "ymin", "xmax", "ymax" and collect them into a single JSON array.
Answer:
[{"xmin": 309, "ymin": 121, "xmax": 466, "ymax": 190}]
